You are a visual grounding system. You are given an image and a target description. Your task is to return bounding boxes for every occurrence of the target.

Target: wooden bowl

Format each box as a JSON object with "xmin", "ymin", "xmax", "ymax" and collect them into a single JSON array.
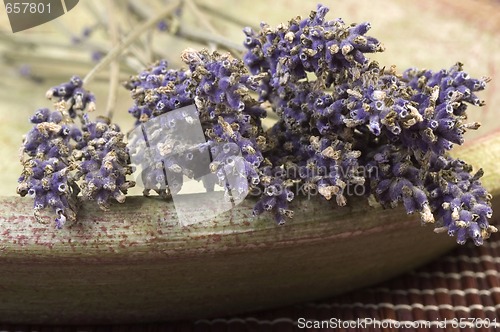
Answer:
[
  {"xmin": 0, "ymin": 196, "xmax": 456, "ymax": 324},
  {"xmin": 2, "ymin": 133, "xmax": 500, "ymax": 324}
]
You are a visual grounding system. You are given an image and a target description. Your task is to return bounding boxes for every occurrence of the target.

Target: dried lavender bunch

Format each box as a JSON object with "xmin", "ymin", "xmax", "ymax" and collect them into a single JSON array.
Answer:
[
  {"xmin": 75, "ymin": 116, "xmax": 135, "ymax": 210},
  {"xmin": 125, "ymin": 60, "xmax": 192, "ymax": 124},
  {"xmin": 17, "ymin": 107, "xmax": 80, "ymax": 228},
  {"xmin": 242, "ymin": 4, "xmax": 496, "ymax": 244},
  {"xmin": 241, "ymin": 6, "xmax": 386, "ymax": 220},
  {"xmin": 18, "ymin": 77, "xmax": 134, "ymax": 228},
  {"xmin": 16, "ymin": 4, "xmax": 496, "ymax": 245},
  {"xmin": 398, "ymin": 63, "xmax": 487, "ymax": 154},
  {"xmin": 428, "ymin": 155, "xmax": 494, "ymax": 246},
  {"xmin": 125, "ymin": 49, "xmax": 267, "ymax": 202},
  {"xmin": 243, "ymin": 4, "xmax": 384, "ymax": 94},
  {"xmin": 362, "ymin": 143, "xmax": 493, "ymax": 246}
]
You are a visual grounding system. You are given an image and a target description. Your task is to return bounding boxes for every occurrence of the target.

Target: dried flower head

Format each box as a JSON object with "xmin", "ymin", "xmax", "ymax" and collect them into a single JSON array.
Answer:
[{"xmin": 18, "ymin": 77, "xmax": 134, "ymax": 228}]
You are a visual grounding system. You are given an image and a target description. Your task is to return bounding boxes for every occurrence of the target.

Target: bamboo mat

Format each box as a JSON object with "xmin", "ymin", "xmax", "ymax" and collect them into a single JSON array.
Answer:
[{"xmin": 1, "ymin": 233, "xmax": 498, "ymax": 332}]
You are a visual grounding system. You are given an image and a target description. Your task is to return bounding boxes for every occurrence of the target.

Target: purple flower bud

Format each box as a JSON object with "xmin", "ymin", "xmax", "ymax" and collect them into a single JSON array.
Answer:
[
  {"xmin": 471, "ymin": 203, "xmax": 493, "ymax": 218},
  {"xmin": 30, "ymin": 108, "xmax": 51, "ymax": 123},
  {"xmin": 351, "ymin": 22, "xmax": 371, "ymax": 35}
]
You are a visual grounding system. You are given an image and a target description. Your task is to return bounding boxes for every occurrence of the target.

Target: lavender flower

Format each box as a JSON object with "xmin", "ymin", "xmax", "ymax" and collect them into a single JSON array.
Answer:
[
  {"xmin": 45, "ymin": 75, "xmax": 96, "ymax": 118},
  {"xmin": 18, "ymin": 77, "xmax": 134, "ymax": 228},
  {"xmin": 396, "ymin": 63, "xmax": 488, "ymax": 154},
  {"xmin": 241, "ymin": 5, "xmax": 495, "ymax": 243},
  {"xmin": 243, "ymin": 4, "xmax": 384, "ymax": 97},
  {"xmin": 252, "ymin": 165, "xmax": 295, "ymax": 225},
  {"xmin": 75, "ymin": 116, "xmax": 135, "ymax": 210},
  {"xmin": 427, "ymin": 156, "xmax": 495, "ymax": 246},
  {"xmin": 125, "ymin": 49, "xmax": 267, "ymax": 204},
  {"xmin": 17, "ymin": 108, "xmax": 80, "ymax": 228}
]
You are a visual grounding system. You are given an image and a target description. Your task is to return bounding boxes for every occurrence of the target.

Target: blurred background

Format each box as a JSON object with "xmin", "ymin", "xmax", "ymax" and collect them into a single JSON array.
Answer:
[{"xmin": 0, "ymin": 0, "xmax": 499, "ymax": 196}]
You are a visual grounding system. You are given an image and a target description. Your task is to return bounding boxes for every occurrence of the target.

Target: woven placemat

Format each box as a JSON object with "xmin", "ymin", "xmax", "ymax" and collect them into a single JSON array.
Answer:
[{"xmin": 1, "ymin": 233, "xmax": 499, "ymax": 331}]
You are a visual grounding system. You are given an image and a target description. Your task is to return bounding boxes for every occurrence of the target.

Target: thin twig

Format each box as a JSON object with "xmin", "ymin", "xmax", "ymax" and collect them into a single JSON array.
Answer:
[
  {"xmin": 83, "ymin": 0, "xmax": 181, "ymax": 86},
  {"xmin": 1, "ymin": 49, "xmax": 137, "ymax": 80},
  {"xmin": 127, "ymin": 44, "xmax": 152, "ymax": 68},
  {"xmin": 83, "ymin": 0, "xmax": 108, "ymax": 29},
  {"xmin": 125, "ymin": 0, "xmax": 175, "ymax": 62},
  {"xmin": 0, "ymin": 33, "xmax": 109, "ymax": 53},
  {"xmin": 84, "ymin": 0, "xmax": 153, "ymax": 78},
  {"xmin": 176, "ymin": 25, "xmax": 245, "ymax": 53},
  {"xmin": 126, "ymin": 0, "xmax": 242, "ymax": 58},
  {"xmin": 143, "ymin": 30, "xmax": 152, "ymax": 63},
  {"xmin": 195, "ymin": 1, "xmax": 259, "ymax": 31},
  {"xmin": 52, "ymin": 19, "xmax": 79, "ymax": 41},
  {"xmin": 184, "ymin": 0, "xmax": 217, "ymax": 34},
  {"xmin": 104, "ymin": 0, "xmax": 120, "ymax": 120},
  {"xmin": 2, "ymin": 51, "xmax": 98, "ymax": 68},
  {"xmin": 116, "ymin": 0, "xmax": 156, "ymax": 69},
  {"xmin": 126, "ymin": 0, "xmax": 156, "ymax": 19},
  {"xmin": 184, "ymin": 0, "xmax": 217, "ymax": 51}
]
